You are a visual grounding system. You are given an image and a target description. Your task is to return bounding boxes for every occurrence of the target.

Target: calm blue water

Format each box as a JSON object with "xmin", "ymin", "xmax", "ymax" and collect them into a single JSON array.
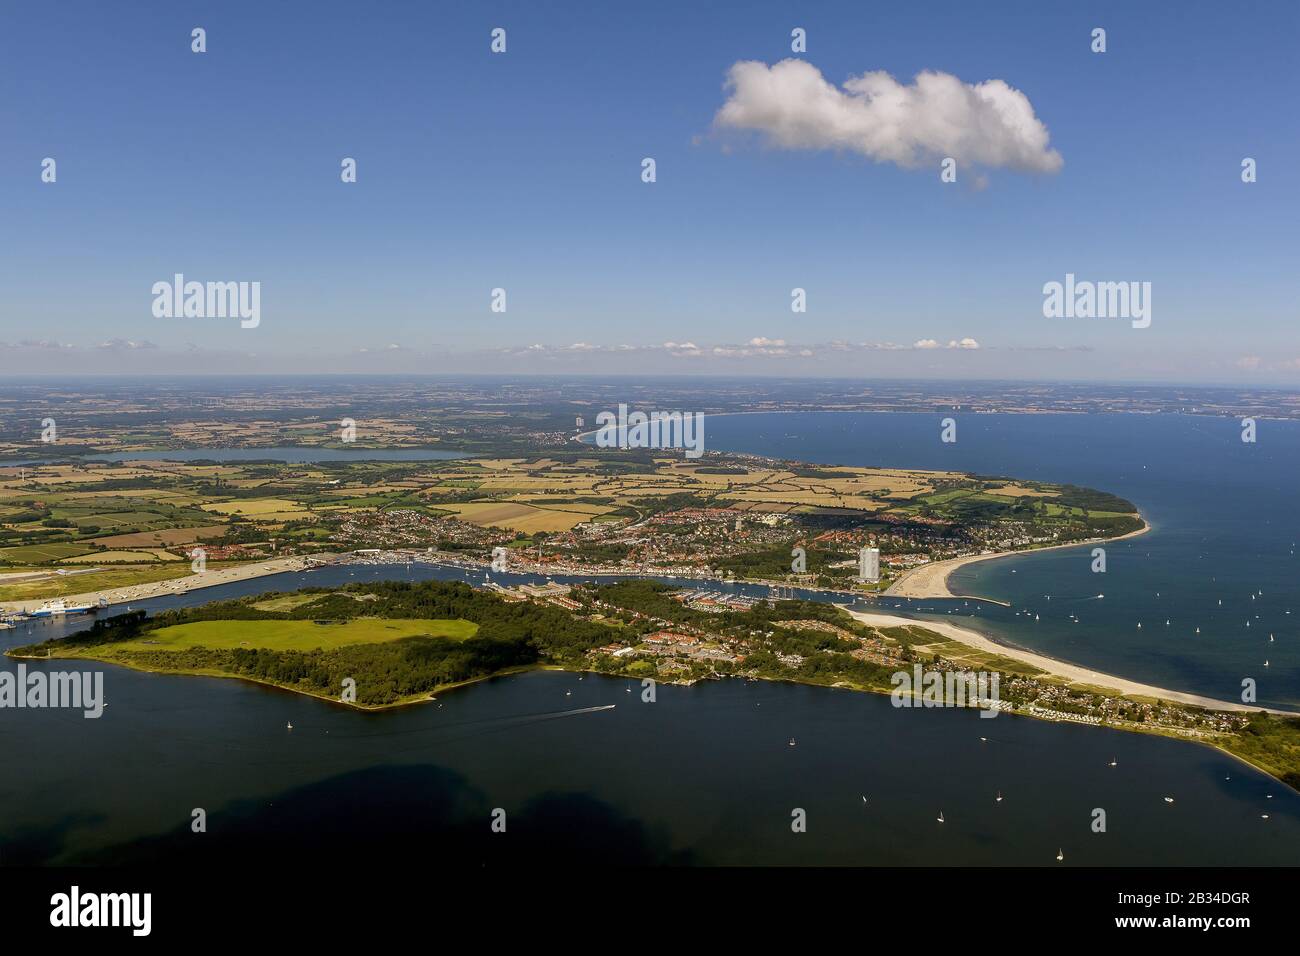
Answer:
[
  {"xmin": 702, "ymin": 412, "xmax": 1300, "ymax": 710},
  {"xmin": 2, "ymin": 559, "xmax": 1297, "ymax": 866},
  {"xmin": 3, "ymin": 413, "xmax": 1299, "ymax": 865},
  {"xmin": 2, "ymin": 661, "xmax": 1294, "ymax": 866}
]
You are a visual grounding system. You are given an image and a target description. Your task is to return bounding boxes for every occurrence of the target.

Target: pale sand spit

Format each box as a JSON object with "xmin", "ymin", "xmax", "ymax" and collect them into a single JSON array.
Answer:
[
  {"xmin": 844, "ymin": 607, "xmax": 1289, "ymax": 715},
  {"xmin": 884, "ymin": 521, "xmax": 1151, "ymax": 600}
]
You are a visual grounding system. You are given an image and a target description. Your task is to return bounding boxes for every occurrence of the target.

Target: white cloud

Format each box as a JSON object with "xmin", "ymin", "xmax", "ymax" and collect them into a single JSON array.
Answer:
[
  {"xmin": 97, "ymin": 339, "xmax": 158, "ymax": 351},
  {"xmin": 913, "ymin": 338, "xmax": 979, "ymax": 350},
  {"xmin": 2, "ymin": 339, "xmax": 76, "ymax": 350},
  {"xmin": 499, "ymin": 337, "xmax": 983, "ymax": 359},
  {"xmin": 715, "ymin": 59, "xmax": 1063, "ymax": 175}
]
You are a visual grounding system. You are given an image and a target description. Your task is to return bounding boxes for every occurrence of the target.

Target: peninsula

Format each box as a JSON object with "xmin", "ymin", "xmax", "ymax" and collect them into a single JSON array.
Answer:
[{"xmin": 9, "ymin": 578, "xmax": 1299, "ymax": 791}]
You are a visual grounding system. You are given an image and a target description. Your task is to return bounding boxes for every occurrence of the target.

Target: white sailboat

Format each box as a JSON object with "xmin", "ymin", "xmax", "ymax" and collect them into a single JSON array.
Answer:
[{"xmin": 937, "ymin": 811, "xmax": 945, "ymax": 823}]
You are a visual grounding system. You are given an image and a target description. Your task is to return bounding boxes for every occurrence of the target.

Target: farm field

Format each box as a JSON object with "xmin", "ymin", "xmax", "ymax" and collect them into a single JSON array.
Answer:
[
  {"xmin": 1, "ymin": 448, "xmax": 1139, "ymax": 582},
  {"xmin": 200, "ymin": 498, "xmax": 315, "ymax": 520},
  {"xmin": 436, "ymin": 501, "xmax": 600, "ymax": 533},
  {"xmin": 418, "ymin": 458, "xmax": 968, "ymax": 519},
  {"xmin": 60, "ymin": 549, "xmax": 183, "ymax": 563},
  {"xmin": 0, "ymin": 542, "xmax": 93, "ymax": 563},
  {"xmin": 86, "ymin": 526, "xmax": 227, "ymax": 548}
]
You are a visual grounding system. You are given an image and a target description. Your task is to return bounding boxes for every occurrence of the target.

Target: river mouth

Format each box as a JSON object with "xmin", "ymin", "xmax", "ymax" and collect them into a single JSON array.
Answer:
[
  {"xmin": 692, "ymin": 411, "xmax": 1300, "ymax": 711},
  {"xmin": 4, "ymin": 413, "xmax": 1299, "ymax": 867}
]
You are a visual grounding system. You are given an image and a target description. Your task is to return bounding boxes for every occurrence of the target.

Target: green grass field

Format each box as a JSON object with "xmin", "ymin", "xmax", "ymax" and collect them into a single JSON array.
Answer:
[
  {"xmin": 114, "ymin": 617, "xmax": 479, "ymax": 652},
  {"xmin": 0, "ymin": 542, "xmax": 94, "ymax": 563},
  {"xmin": 918, "ymin": 489, "xmax": 976, "ymax": 505},
  {"xmin": 250, "ymin": 593, "xmax": 339, "ymax": 612}
]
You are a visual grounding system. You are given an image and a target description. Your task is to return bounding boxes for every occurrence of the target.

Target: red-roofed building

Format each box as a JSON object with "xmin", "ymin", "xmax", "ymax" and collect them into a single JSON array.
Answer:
[{"xmin": 644, "ymin": 630, "xmax": 698, "ymax": 646}]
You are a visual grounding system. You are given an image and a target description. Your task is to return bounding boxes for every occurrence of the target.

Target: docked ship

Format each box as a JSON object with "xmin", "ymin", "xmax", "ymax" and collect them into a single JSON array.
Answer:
[{"xmin": 28, "ymin": 598, "xmax": 99, "ymax": 618}]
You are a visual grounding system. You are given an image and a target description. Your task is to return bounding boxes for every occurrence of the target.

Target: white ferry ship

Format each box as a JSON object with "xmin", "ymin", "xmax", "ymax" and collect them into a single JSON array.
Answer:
[{"xmin": 28, "ymin": 599, "xmax": 97, "ymax": 618}]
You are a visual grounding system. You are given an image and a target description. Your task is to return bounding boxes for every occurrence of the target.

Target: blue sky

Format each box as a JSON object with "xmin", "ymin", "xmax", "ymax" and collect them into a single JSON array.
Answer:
[{"xmin": 1, "ymin": 0, "xmax": 1296, "ymax": 380}]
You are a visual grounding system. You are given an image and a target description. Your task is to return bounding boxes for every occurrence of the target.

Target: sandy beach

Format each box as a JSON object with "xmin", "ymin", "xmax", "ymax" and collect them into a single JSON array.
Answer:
[
  {"xmin": 0, "ymin": 553, "xmax": 338, "ymax": 614},
  {"xmin": 843, "ymin": 607, "xmax": 1287, "ymax": 715},
  {"xmin": 884, "ymin": 520, "xmax": 1152, "ymax": 600}
]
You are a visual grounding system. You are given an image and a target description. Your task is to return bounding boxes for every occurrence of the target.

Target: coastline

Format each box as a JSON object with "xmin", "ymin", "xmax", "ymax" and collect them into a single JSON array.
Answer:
[
  {"xmin": 883, "ymin": 519, "xmax": 1152, "ymax": 600},
  {"xmin": 9, "ymin": 510, "xmax": 1285, "ymax": 719},
  {"xmin": 11, "ymin": 591, "xmax": 1296, "ymax": 791},
  {"xmin": 19, "ymin": 624, "xmax": 1283, "ymax": 719},
  {"xmin": 841, "ymin": 606, "xmax": 1290, "ymax": 715},
  {"xmin": 0, "ymin": 525, "xmax": 1146, "ymax": 615},
  {"xmin": 14, "ymin": 635, "xmax": 1296, "ymax": 792}
]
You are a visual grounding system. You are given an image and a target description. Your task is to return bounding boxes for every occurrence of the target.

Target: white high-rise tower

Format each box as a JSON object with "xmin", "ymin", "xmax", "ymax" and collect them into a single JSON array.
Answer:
[{"xmin": 858, "ymin": 546, "xmax": 880, "ymax": 583}]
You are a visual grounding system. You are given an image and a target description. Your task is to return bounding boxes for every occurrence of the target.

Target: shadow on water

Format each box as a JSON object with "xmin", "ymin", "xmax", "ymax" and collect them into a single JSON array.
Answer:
[
  {"xmin": 0, "ymin": 811, "xmax": 108, "ymax": 866},
  {"xmin": 44, "ymin": 764, "xmax": 694, "ymax": 867}
]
